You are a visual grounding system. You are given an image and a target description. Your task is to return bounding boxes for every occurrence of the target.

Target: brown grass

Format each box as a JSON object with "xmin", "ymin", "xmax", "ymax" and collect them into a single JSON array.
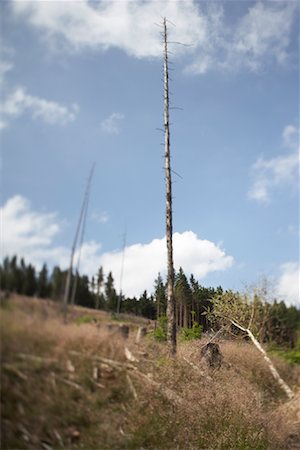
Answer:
[{"xmin": 1, "ymin": 295, "xmax": 299, "ymax": 449}]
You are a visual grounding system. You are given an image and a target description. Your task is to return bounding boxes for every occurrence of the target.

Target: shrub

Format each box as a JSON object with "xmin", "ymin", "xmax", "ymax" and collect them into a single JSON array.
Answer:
[
  {"xmin": 153, "ymin": 315, "xmax": 167, "ymax": 341},
  {"xmin": 180, "ymin": 322, "xmax": 202, "ymax": 341},
  {"xmin": 75, "ymin": 314, "xmax": 94, "ymax": 325}
]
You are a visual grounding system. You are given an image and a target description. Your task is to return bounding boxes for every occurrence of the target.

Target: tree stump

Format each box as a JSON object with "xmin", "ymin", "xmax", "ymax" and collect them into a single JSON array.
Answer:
[
  {"xmin": 135, "ymin": 327, "xmax": 147, "ymax": 343},
  {"xmin": 200, "ymin": 342, "xmax": 223, "ymax": 370},
  {"xmin": 118, "ymin": 325, "xmax": 129, "ymax": 339}
]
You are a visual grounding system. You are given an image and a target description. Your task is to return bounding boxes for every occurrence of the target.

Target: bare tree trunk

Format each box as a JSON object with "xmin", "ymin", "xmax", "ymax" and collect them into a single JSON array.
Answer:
[
  {"xmin": 163, "ymin": 17, "xmax": 176, "ymax": 355},
  {"xmin": 184, "ymin": 304, "xmax": 188, "ymax": 328},
  {"xmin": 62, "ymin": 164, "xmax": 95, "ymax": 321}
]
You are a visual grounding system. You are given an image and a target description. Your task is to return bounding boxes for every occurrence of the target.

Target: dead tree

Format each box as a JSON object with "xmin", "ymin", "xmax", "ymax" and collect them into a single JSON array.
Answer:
[
  {"xmin": 163, "ymin": 18, "xmax": 176, "ymax": 355},
  {"xmin": 70, "ymin": 172, "xmax": 92, "ymax": 306},
  {"xmin": 62, "ymin": 163, "xmax": 95, "ymax": 319}
]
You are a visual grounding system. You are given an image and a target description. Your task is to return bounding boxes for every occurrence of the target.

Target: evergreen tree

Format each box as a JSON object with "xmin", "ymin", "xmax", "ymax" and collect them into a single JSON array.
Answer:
[
  {"xmin": 37, "ymin": 263, "xmax": 50, "ymax": 298},
  {"xmin": 105, "ymin": 272, "xmax": 118, "ymax": 311},
  {"xmin": 95, "ymin": 266, "xmax": 104, "ymax": 309},
  {"xmin": 175, "ymin": 267, "xmax": 192, "ymax": 327},
  {"xmin": 75, "ymin": 275, "xmax": 94, "ymax": 308},
  {"xmin": 139, "ymin": 290, "xmax": 156, "ymax": 320},
  {"xmin": 154, "ymin": 273, "xmax": 166, "ymax": 318},
  {"xmin": 50, "ymin": 266, "xmax": 65, "ymax": 300},
  {"xmin": 23, "ymin": 264, "xmax": 37, "ymax": 296}
]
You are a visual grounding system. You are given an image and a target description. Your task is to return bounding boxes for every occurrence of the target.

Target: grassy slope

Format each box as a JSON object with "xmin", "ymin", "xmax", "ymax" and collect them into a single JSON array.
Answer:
[{"xmin": 1, "ymin": 295, "xmax": 300, "ymax": 450}]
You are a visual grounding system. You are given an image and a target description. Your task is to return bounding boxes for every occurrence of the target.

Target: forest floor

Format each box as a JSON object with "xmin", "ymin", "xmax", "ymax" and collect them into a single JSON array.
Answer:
[{"xmin": 1, "ymin": 295, "xmax": 300, "ymax": 450}]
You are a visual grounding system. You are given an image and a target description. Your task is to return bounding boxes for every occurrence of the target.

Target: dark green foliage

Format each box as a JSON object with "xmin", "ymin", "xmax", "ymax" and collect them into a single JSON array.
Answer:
[
  {"xmin": 1, "ymin": 255, "xmax": 298, "ymax": 350},
  {"xmin": 154, "ymin": 273, "xmax": 166, "ymax": 317},
  {"xmin": 153, "ymin": 315, "xmax": 168, "ymax": 341},
  {"xmin": 180, "ymin": 322, "xmax": 202, "ymax": 341},
  {"xmin": 50, "ymin": 266, "xmax": 65, "ymax": 300},
  {"xmin": 37, "ymin": 263, "xmax": 51, "ymax": 298},
  {"xmin": 23, "ymin": 264, "xmax": 37, "ymax": 296},
  {"xmin": 105, "ymin": 271, "xmax": 118, "ymax": 311},
  {"xmin": 95, "ymin": 266, "xmax": 104, "ymax": 309}
]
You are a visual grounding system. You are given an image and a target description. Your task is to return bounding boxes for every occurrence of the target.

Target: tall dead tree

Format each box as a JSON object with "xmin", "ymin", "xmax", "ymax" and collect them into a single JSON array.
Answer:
[
  {"xmin": 70, "ymin": 172, "xmax": 92, "ymax": 306},
  {"xmin": 62, "ymin": 163, "xmax": 95, "ymax": 320},
  {"xmin": 163, "ymin": 17, "xmax": 176, "ymax": 355}
]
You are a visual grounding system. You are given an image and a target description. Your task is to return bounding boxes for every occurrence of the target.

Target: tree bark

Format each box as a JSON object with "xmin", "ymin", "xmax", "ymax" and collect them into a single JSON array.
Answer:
[{"xmin": 163, "ymin": 17, "xmax": 176, "ymax": 355}]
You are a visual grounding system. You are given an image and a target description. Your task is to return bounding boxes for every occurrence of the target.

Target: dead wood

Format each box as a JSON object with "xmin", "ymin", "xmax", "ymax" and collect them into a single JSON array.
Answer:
[
  {"xmin": 130, "ymin": 369, "xmax": 185, "ymax": 406},
  {"xmin": 230, "ymin": 319, "xmax": 294, "ymax": 400},
  {"xmin": 56, "ymin": 376, "xmax": 83, "ymax": 391},
  {"xmin": 126, "ymin": 374, "xmax": 138, "ymax": 400},
  {"xmin": 17, "ymin": 353, "xmax": 58, "ymax": 364},
  {"xmin": 125, "ymin": 347, "xmax": 139, "ymax": 362},
  {"xmin": 3, "ymin": 363, "xmax": 28, "ymax": 381},
  {"xmin": 200, "ymin": 342, "xmax": 224, "ymax": 370}
]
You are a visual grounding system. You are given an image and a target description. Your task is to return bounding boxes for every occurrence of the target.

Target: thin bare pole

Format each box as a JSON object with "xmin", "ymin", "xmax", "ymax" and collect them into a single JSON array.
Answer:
[
  {"xmin": 117, "ymin": 226, "xmax": 127, "ymax": 314},
  {"xmin": 63, "ymin": 163, "xmax": 96, "ymax": 319},
  {"xmin": 163, "ymin": 17, "xmax": 176, "ymax": 355},
  {"xmin": 70, "ymin": 175, "xmax": 92, "ymax": 306}
]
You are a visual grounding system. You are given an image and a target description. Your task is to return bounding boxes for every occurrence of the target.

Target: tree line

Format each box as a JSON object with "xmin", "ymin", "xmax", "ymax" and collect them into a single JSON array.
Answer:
[{"xmin": 1, "ymin": 255, "xmax": 299, "ymax": 348}]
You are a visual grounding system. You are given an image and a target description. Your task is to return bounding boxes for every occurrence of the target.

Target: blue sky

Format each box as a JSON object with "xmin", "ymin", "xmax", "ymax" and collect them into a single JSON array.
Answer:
[{"xmin": 1, "ymin": 0, "xmax": 299, "ymax": 305}]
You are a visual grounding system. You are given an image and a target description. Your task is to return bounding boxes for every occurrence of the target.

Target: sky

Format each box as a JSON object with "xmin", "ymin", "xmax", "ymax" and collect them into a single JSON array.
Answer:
[{"xmin": 0, "ymin": 0, "xmax": 299, "ymax": 306}]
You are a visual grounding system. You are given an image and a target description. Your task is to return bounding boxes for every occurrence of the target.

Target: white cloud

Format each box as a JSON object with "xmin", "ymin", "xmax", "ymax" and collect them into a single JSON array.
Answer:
[
  {"xmin": 1, "ymin": 195, "xmax": 61, "ymax": 263},
  {"xmin": 248, "ymin": 124, "xmax": 299, "ymax": 203},
  {"xmin": 283, "ymin": 124, "xmax": 298, "ymax": 149},
  {"xmin": 99, "ymin": 231, "xmax": 233, "ymax": 297},
  {"xmin": 100, "ymin": 112, "xmax": 124, "ymax": 134},
  {"xmin": 0, "ymin": 87, "xmax": 79, "ymax": 129},
  {"xmin": 10, "ymin": 0, "xmax": 298, "ymax": 74},
  {"xmin": 91, "ymin": 211, "xmax": 110, "ymax": 224},
  {"xmin": 0, "ymin": 44, "xmax": 14, "ymax": 87},
  {"xmin": 276, "ymin": 262, "xmax": 300, "ymax": 307},
  {"xmin": 1, "ymin": 195, "xmax": 233, "ymax": 297}
]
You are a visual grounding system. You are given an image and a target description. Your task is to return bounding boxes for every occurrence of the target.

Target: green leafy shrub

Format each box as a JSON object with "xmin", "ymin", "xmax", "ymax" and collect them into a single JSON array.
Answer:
[
  {"xmin": 153, "ymin": 315, "xmax": 167, "ymax": 341},
  {"xmin": 180, "ymin": 322, "xmax": 202, "ymax": 341}
]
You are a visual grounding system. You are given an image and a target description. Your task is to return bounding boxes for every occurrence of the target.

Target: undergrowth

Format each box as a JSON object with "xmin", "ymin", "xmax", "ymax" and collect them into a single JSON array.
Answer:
[{"xmin": 1, "ymin": 296, "xmax": 299, "ymax": 449}]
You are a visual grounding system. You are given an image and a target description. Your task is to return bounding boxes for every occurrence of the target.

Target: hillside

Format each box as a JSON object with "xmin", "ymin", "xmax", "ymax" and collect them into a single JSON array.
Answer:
[{"xmin": 1, "ymin": 295, "xmax": 300, "ymax": 450}]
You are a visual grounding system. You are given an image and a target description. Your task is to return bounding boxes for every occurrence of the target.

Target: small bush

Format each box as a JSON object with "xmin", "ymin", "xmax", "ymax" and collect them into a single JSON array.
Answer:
[
  {"xmin": 75, "ymin": 314, "xmax": 94, "ymax": 325},
  {"xmin": 153, "ymin": 316, "xmax": 167, "ymax": 341},
  {"xmin": 271, "ymin": 347, "xmax": 300, "ymax": 365},
  {"xmin": 180, "ymin": 322, "xmax": 202, "ymax": 341}
]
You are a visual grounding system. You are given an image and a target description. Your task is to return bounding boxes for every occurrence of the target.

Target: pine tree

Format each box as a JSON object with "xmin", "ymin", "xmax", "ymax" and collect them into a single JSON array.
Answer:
[
  {"xmin": 50, "ymin": 266, "xmax": 64, "ymax": 300},
  {"xmin": 105, "ymin": 272, "xmax": 118, "ymax": 311},
  {"xmin": 95, "ymin": 266, "xmax": 104, "ymax": 309},
  {"xmin": 23, "ymin": 264, "xmax": 37, "ymax": 296},
  {"xmin": 154, "ymin": 273, "xmax": 166, "ymax": 318},
  {"xmin": 37, "ymin": 263, "xmax": 50, "ymax": 298},
  {"xmin": 175, "ymin": 267, "xmax": 192, "ymax": 328}
]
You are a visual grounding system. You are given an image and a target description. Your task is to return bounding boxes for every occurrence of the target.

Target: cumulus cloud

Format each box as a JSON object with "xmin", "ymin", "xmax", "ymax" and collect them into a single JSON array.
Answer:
[
  {"xmin": 276, "ymin": 262, "xmax": 300, "ymax": 307},
  {"xmin": 0, "ymin": 87, "xmax": 79, "ymax": 129},
  {"xmin": 1, "ymin": 195, "xmax": 233, "ymax": 297},
  {"xmin": 10, "ymin": 0, "xmax": 298, "ymax": 74},
  {"xmin": 248, "ymin": 125, "xmax": 299, "ymax": 203},
  {"xmin": 1, "ymin": 195, "xmax": 62, "ymax": 263},
  {"xmin": 99, "ymin": 231, "xmax": 233, "ymax": 297},
  {"xmin": 100, "ymin": 112, "xmax": 124, "ymax": 134}
]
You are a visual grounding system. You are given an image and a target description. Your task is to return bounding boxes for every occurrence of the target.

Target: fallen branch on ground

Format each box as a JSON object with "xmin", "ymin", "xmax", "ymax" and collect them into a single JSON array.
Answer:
[
  {"xmin": 17, "ymin": 353, "xmax": 58, "ymax": 364},
  {"xmin": 229, "ymin": 319, "xmax": 294, "ymax": 400},
  {"xmin": 126, "ymin": 374, "xmax": 138, "ymax": 399}
]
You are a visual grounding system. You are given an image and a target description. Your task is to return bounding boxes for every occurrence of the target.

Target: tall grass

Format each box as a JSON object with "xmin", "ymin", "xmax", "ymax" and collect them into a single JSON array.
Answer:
[{"xmin": 1, "ymin": 296, "xmax": 299, "ymax": 449}]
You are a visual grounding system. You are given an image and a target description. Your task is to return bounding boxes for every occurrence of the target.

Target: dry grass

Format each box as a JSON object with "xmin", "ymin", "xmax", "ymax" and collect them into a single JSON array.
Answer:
[{"xmin": 1, "ymin": 295, "xmax": 300, "ymax": 449}]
